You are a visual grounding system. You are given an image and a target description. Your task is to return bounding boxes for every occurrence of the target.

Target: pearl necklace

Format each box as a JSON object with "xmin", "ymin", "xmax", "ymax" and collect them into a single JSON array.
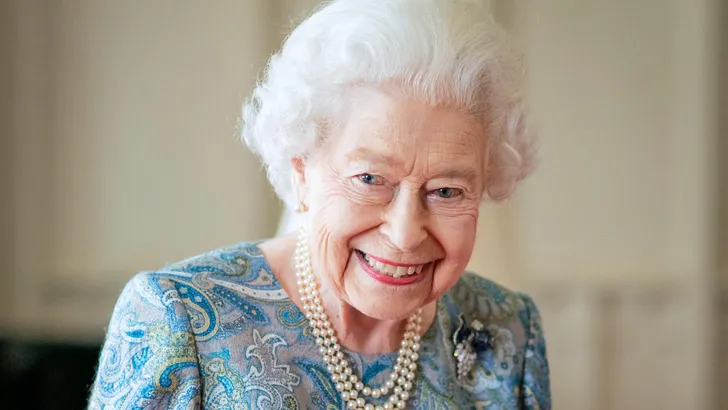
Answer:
[{"xmin": 294, "ymin": 228, "xmax": 423, "ymax": 410}]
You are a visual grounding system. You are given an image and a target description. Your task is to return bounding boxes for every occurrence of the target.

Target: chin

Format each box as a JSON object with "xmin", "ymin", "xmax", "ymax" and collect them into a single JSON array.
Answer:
[{"xmin": 353, "ymin": 302, "xmax": 420, "ymax": 321}]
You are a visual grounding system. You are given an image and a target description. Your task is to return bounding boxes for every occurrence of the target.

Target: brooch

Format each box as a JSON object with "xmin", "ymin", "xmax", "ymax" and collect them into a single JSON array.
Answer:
[{"xmin": 452, "ymin": 313, "xmax": 492, "ymax": 381}]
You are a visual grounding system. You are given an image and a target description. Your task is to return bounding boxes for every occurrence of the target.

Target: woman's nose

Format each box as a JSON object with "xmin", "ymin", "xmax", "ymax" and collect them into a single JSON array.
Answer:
[{"xmin": 380, "ymin": 189, "xmax": 427, "ymax": 251}]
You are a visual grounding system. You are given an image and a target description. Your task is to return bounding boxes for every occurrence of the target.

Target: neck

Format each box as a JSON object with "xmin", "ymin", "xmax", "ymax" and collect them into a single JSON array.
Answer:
[
  {"xmin": 259, "ymin": 233, "xmax": 436, "ymax": 355},
  {"xmin": 320, "ymin": 288, "xmax": 403, "ymax": 354},
  {"xmin": 318, "ymin": 283, "xmax": 437, "ymax": 354}
]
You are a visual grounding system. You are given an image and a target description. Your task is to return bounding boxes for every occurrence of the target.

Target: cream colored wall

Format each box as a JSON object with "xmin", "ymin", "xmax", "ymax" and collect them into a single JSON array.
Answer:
[
  {"xmin": 0, "ymin": 0, "xmax": 14, "ymax": 326},
  {"xmin": 4, "ymin": 0, "xmax": 283, "ymax": 341},
  {"xmin": 719, "ymin": 2, "xmax": 728, "ymax": 408},
  {"xmin": 491, "ymin": 1, "xmax": 722, "ymax": 409}
]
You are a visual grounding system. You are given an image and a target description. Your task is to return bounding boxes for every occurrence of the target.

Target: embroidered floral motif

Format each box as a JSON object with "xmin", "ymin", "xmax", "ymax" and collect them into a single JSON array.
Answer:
[{"xmin": 243, "ymin": 330, "xmax": 301, "ymax": 409}]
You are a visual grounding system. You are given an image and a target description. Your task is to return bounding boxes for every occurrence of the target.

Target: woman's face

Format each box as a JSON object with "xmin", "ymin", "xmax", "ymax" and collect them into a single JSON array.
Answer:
[{"xmin": 294, "ymin": 89, "xmax": 485, "ymax": 320}]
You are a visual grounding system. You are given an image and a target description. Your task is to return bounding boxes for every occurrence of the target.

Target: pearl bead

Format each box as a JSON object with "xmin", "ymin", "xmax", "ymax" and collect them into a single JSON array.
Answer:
[
  {"xmin": 342, "ymin": 392, "xmax": 350, "ymax": 401},
  {"xmin": 410, "ymin": 353, "xmax": 418, "ymax": 361},
  {"xmin": 375, "ymin": 407, "xmax": 383, "ymax": 410},
  {"xmin": 344, "ymin": 381, "xmax": 352, "ymax": 390},
  {"xmin": 400, "ymin": 391, "xmax": 410, "ymax": 400},
  {"xmin": 385, "ymin": 380, "xmax": 394, "ymax": 389},
  {"xmin": 356, "ymin": 398, "xmax": 365, "ymax": 406},
  {"xmin": 344, "ymin": 367, "xmax": 352, "ymax": 375},
  {"xmin": 364, "ymin": 405, "xmax": 374, "ymax": 410},
  {"xmin": 355, "ymin": 381, "xmax": 364, "ymax": 390},
  {"xmin": 396, "ymin": 401, "xmax": 406, "ymax": 409},
  {"xmin": 394, "ymin": 386, "xmax": 402, "ymax": 395},
  {"xmin": 379, "ymin": 386, "xmax": 389, "ymax": 395},
  {"xmin": 349, "ymin": 389, "xmax": 358, "ymax": 399},
  {"xmin": 347, "ymin": 400, "xmax": 357, "ymax": 409},
  {"xmin": 336, "ymin": 382, "xmax": 344, "ymax": 391},
  {"xmin": 408, "ymin": 363, "xmax": 417, "ymax": 371},
  {"xmin": 362, "ymin": 387, "xmax": 371, "ymax": 396},
  {"xmin": 403, "ymin": 381, "xmax": 412, "ymax": 391},
  {"xmin": 406, "ymin": 372, "xmax": 415, "ymax": 381},
  {"xmin": 397, "ymin": 377, "xmax": 405, "ymax": 385},
  {"xmin": 383, "ymin": 403, "xmax": 393, "ymax": 410}
]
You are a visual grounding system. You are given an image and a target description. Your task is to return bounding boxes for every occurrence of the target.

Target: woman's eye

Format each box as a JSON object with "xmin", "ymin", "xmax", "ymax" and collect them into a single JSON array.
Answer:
[
  {"xmin": 434, "ymin": 187, "xmax": 462, "ymax": 199},
  {"xmin": 358, "ymin": 173, "xmax": 383, "ymax": 185}
]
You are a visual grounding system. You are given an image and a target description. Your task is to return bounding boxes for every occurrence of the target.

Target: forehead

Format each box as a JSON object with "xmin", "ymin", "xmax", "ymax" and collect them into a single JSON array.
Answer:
[{"xmin": 325, "ymin": 88, "xmax": 486, "ymax": 172}]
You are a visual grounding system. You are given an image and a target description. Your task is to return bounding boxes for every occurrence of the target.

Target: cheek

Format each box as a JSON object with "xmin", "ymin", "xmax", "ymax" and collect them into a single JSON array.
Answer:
[
  {"xmin": 309, "ymin": 172, "xmax": 380, "ymax": 240},
  {"xmin": 432, "ymin": 207, "xmax": 479, "ymax": 283},
  {"xmin": 305, "ymin": 169, "xmax": 382, "ymax": 283}
]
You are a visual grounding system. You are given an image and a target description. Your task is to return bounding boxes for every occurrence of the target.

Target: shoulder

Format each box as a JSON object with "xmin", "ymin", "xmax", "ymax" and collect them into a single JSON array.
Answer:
[
  {"xmin": 159, "ymin": 240, "xmax": 269, "ymax": 278},
  {"xmin": 89, "ymin": 272, "xmax": 203, "ymax": 407},
  {"xmin": 448, "ymin": 272, "xmax": 540, "ymax": 325},
  {"xmin": 446, "ymin": 273, "xmax": 551, "ymax": 408},
  {"xmin": 90, "ymin": 241, "xmax": 276, "ymax": 408}
]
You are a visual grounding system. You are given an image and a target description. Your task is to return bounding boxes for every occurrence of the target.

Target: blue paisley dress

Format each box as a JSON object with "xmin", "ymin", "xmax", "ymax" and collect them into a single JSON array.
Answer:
[{"xmin": 87, "ymin": 241, "xmax": 551, "ymax": 409}]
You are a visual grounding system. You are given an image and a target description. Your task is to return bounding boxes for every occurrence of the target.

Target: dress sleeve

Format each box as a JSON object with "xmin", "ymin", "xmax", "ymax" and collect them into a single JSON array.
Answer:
[
  {"xmin": 87, "ymin": 272, "xmax": 202, "ymax": 409},
  {"xmin": 519, "ymin": 293, "xmax": 552, "ymax": 410}
]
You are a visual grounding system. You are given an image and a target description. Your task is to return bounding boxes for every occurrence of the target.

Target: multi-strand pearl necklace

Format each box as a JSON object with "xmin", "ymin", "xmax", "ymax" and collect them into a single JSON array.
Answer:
[{"xmin": 294, "ymin": 228, "xmax": 423, "ymax": 410}]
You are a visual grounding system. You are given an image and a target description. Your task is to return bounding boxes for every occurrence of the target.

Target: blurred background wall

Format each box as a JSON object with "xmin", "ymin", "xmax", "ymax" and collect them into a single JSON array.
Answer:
[{"xmin": 1, "ymin": 0, "xmax": 725, "ymax": 409}]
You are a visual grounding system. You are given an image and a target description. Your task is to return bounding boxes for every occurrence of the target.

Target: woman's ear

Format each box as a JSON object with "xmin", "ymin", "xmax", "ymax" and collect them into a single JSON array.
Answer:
[{"xmin": 290, "ymin": 157, "xmax": 309, "ymax": 212}]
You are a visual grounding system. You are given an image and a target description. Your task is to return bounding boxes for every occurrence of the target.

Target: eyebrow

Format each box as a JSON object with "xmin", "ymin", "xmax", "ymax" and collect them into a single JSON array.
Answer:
[{"xmin": 432, "ymin": 167, "xmax": 481, "ymax": 185}]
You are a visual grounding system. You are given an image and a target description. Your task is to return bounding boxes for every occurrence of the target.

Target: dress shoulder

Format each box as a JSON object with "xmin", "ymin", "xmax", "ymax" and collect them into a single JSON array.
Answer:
[
  {"xmin": 448, "ymin": 272, "xmax": 536, "ymax": 324},
  {"xmin": 446, "ymin": 272, "xmax": 552, "ymax": 409},
  {"xmin": 88, "ymin": 271, "xmax": 203, "ymax": 409}
]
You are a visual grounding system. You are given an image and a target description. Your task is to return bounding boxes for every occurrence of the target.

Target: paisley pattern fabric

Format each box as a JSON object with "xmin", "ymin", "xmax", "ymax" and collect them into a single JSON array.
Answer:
[{"xmin": 88, "ymin": 241, "xmax": 551, "ymax": 409}]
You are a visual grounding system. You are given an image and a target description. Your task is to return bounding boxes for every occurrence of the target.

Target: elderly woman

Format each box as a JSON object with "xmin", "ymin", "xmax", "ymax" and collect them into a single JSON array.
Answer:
[{"xmin": 88, "ymin": 0, "xmax": 550, "ymax": 408}]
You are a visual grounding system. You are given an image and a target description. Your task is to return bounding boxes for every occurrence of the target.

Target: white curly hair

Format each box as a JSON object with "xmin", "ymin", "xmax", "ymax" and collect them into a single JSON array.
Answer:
[{"xmin": 241, "ymin": 0, "xmax": 538, "ymax": 208}]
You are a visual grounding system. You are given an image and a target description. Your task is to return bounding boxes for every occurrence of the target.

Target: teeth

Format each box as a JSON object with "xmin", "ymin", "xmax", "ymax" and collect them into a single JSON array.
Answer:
[{"xmin": 360, "ymin": 251, "xmax": 426, "ymax": 278}]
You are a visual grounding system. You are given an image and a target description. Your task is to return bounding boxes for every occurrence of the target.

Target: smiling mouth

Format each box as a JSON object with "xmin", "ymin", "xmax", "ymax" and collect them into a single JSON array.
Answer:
[{"xmin": 355, "ymin": 250, "xmax": 428, "ymax": 278}]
